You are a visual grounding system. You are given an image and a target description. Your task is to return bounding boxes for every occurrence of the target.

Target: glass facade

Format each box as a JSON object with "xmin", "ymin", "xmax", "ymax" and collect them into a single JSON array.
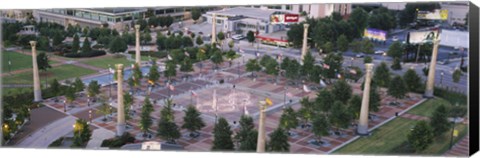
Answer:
[{"xmin": 42, "ymin": 9, "xmax": 144, "ymax": 23}]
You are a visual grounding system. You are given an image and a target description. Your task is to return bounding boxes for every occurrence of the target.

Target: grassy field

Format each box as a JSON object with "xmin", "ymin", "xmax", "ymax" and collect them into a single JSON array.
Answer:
[
  {"xmin": 407, "ymin": 98, "xmax": 451, "ymax": 117},
  {"xmin": 2, "ymin": 51, "xmax": 59, "ymax": 73},
  {"xmin": 81, "ymin": 56, "xmax": 135, "ymax": 69},
  {"xmin": 2, "ymin": 64, "xmax": 97, "ymax": 84},
  {"xmin": 334, "ymin": 98, "xmax": 469, "ymax": 156},
  {"xmin": 334, "ymin": 117, "xmax": 417, "ymax": 155}
]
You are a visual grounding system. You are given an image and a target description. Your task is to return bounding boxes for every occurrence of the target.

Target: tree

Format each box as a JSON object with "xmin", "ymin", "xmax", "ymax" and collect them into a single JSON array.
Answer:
[
  {"xmin": 267, "ymin": 127, "xmax": 290, "ymax": 152},
  {"xmin": 81, "ymin": 37, "xmax": 91, "ymax": 53},
  {"xmin": 210, "ymin": 50, "xmax": 224, "ymax": 70},
  {"xmin": 350, "ymin": 40, "xmax": 363, "ymax": 53},
  {"xmin": 362, "ymin": 39, "xmax": 374, "ymax": 54},
  {"xmin": 156, "ymin": 34, "xmax": 167, "ymax": 50},
  {"xmin": 348, "ymin": 8, "xmax": 369, "ymax": 38},
  {"xmin": 182, "ymin": 105, "xmax": 206, "ymax": 137},
  {"xmin": 347, "ymin": 95, "xmax": 362, "ymax": 120},
  {"xmin": 228, "ymin": 40, "xmax": 234, "ymax": 50},
  {"xmin": 264, "ymin": 58, "xmax": 279, "ymax": 76},
  {"xmin": 399, "ymin": 3, "xmax": 441, "ymax": 27},
  {"xmin": 217, "ymin": 32, "xmax": 225, "ymax": 43},
  {"xmin": 72, "ymin": 119, "xmax": 91, "ymax": 147},
  {"xmin": 387, "ymin": 41, "xmax": 403, "ymax": 59},
  {"xmin": 301, "ymin": 52, "xmax": 316, "ymax": 78},
  {"xmin": 311, "ymin": 115, "xmax": 330, "ymax": 145},
  {"xmin": 246, "ymin": 31, "xmax": 255, "ymax": 44},
  {"xmin": 123, "ymin": 92, "xmax": 133, "ymax": 122},
  {"xmin": 164, "ymin": 60, "xmax": 177, "ymax": 82},
  {"xmin": 322, "ymin": 42, "xmax": 334, "ymax": 54},
  {"xmin": 165, "ymin": 15, "xmax": 174, "ymax": 28},
  {"xmin": 147, "ymin": 16, "xmax": 158, "ymax": 28},
  {"xmin": 368, "ymin": 7, "xmax": 397, "ymax": 31},
  {"xmin": 391, "ymin": 57, "xmax": 402, "ymax": 70},
  {"xmin": 132, "ymin": 63, "xmax": 143, "ymax": 89},
  {"xmin": 52, "ymin": 31, "xmax": 65, "ymax": 46},
  {"xmin": 452, "ymin": 69, "xmax": 462, "ymax": 83},
  {"xmin": 331, "ymin": 80, "xmax": 352, "ymax": 104},
  {"xmin": 279, "ymin": 107, "xmax": 298, "ymax": 135},
  {"xmin": 140, "ymin": 97, "xmax": 154, "ymax": 137},
  {"xmin": 182, "ymin": 36, "xmax": 194, "ymax": 47},
  {"xmin": 315, "ymin": 89, "xmax": 335, "ymax": 114},
  {"xmin": 285, "ymin": 59, "xmax": 300, "ymax": 82},
  {"xmin": 403, "ymin": 69, "xmax": 422, "ymax": 92},
  {"xmin": 87, "ymin": 80, "xmax": 100, "ymax": 100},
  {"xmin": 330, "ymin": 101, "xmax": 352, "ymax": 132},
  {"xmin": 364, "ymin": 56, "xmax": 373, "ymax": 63},
  {"xmin": 50, "ymin": 79, "xmax": 61, "ymax": 99},
  {"xmin": 407, "ymin": 121, "xmax": 434, "ymax": 152},
  {"xmin": 195, "ymin": 36, "xmax": 204, "ymax": 45},
  {"xmin": 336, "ymin": 34, "xmax": 349, "ymax": 52},
  {"xmin": 37, "ymin": 53, "xmax": 51, "ymax": 72},
  {"xmin": 141, "ymin": 31, "xmax": 152, "ymax": 44},
  {"xmin": 297, "ymin": 97, "xmax": 314, "ymax": 128},
  {"xmin": 322, "ymin": 52, "xmax": 344, "ymax": 81},
  {"xmin": 147, "ymin": 63, "xmax": 160, "ymax": 86},
  {"xmin": 97, "ymin": 100, "xmax": 112, "ymax": 122},
  {"xmin": 73, "ymin": 77, "xmax": 85, "ymax": 92},
  {"xmin": 430, "ymin": 105, "xmax": 449, "ymax": 137},
  {"xmin": 191, "ymin": 8, "xmax": 202, "ymax": 22},
  {"xmin": 72, "ymin": 34, "xmax": 80, "ymax": 53},
  {"xmin": 388, "ymin": 75, "xmax": 408, "ymax": 103},
  {"xmin": 235, "ymin": 115, "xmax": 258, "ymax": 151},
  {"xmin": 109, "ymin": 37, "xmax": 127, "ymax": 53},
  {"xmin": 212, "ymin": 117, "xmax": 234, "ymax": 151},
  {"xmin": 286, "ymin": 23, "xmax": 304, "ymax": 48},
  {"xmin": 246, "ymin": 59, "xmax": 261, "ymax": 79},
  {"xmin": 373, "ymin": 62, "xmax": 391, "ymax": 87}
]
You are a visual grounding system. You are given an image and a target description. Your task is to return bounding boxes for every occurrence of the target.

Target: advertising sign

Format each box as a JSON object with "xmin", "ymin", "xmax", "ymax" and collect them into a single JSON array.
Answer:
[
  {"xmin": 417, "ymin": 9, "xmax": 449, "ymax": 20},
  {"xmin": 408, "ymin": 30, "xmax": 439, "ymax": 44},
  {"xmin": 270, "ymin": 14, "xmax": 299, "ymax": 24},
  {"xmin": 363, "ymin": 28, "xmax": 387, "ymax": 41},
  {"xmin": 284, "ymin": 14, "xmax": 299, "ymax": 22}
]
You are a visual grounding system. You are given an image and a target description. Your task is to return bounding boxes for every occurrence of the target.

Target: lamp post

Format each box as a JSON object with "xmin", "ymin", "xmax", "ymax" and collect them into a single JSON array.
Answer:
[
  {"xmin": 283, "ymin": 86, "xmax": 288, "ymax": 107},
  {"xmin": 63, "ymin": 100, "xmax": 67, "ymax": 112},
  {"xmin": 87, "ymin": 96, "xmax": 90, "ymax": 107},
  {"xmin": 440, "ymin": 71, "xmax": 444, "ymax": 85},
  {"xmin": 108, "ymin": 64, "xmax": 112, "ymax": 100},
  {"xmin": 449, "ymin": 103, "xmax": 459, "ymax": 149},
  {"xmin": 382, "ymin": 52, "xmax": 386, "ymax": 62},
  {"xmin": 44, "ymin": 55, "xmax": 48, "ymax": 88},
  {"xmin": 7, "ymin": 51, "xmax": 12, "ymax": 73},
  {"xmin": 89, "ymin": 109, "xmax": 92, "ymax": 123},
  {"xmin": 351, "ymin": 57, "xmax": 354, "ymax": 67}
]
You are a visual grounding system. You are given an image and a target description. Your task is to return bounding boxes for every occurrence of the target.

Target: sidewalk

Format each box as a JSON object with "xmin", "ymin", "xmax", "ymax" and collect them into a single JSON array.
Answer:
[
  {"xmin": 443, "ymin": 135, "xmax": 469, "ymax": 157},
  {"xmin": 16, "ymin": 116, "xmax": 77, "ymax": 148},
  {"xmin": 86, "ymin": 128, "xmax": 115, "ymax": 149}
]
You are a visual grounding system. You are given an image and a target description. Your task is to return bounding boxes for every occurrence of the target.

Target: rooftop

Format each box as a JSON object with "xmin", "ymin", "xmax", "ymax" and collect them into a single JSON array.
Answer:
[
  {"xmin": 77, "ymin": 8, "xmax": 148, "ymax": 16},
  {"xmin": 206, "ymin": 7, "xmax": 295, "ymax": 21}
]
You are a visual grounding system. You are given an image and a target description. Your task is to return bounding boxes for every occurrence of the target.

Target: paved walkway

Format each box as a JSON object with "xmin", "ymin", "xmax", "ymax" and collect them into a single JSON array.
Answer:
[
  {"xmin": 16, "ymin": 116, "xmax": 77, "ymax": 148},
  {"xmin": 443, "ymin": 135, "xmax": 469, "ymax": 157},
  {"xmin": 400, "ymin": 113, "xmax": 430, "ymax": 121},
  {"xmin": 86, "ymin": 128, "xmax": 115, "ymax": 149}
]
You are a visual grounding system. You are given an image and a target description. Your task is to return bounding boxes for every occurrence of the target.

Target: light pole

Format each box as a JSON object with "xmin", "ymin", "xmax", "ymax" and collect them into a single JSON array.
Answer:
[
  {"xmin": 440, "ymin": 71, "xmax": 444, "ymax": 85},
  {"xmin": 382, "ymin": 52, "xmax": 386, "ymax": 62},
  {"xmin": 87, "ymin": 96, "xmax": 90, "ymax": 107},
  {"xmin": 108, "ymin": 64, "xmax": 112, "ymax": 100},
  {"xmin": 449, "ymin": 103, "xmax": 459, "ymax": 149},
  {"xmin": 351, "ymin": 57, "xmax": 354, "ymax": 67},
  {"xmin": 283, "ymin": 86, "xmax": 288, "ymax": 107},
  {"xmin": 44, "ymin": 55, "xmax": 48, "ymax": 88},
  {"xmin": 89, "ymin": 109, "xmax": 92, "ymax": 123},
  {"xmin": 63, "ymin": 100, "xmax": 66, "ymax": 112},
  {"xmin": 7, "ymin": 51, "xmax": 12, "ymax": 73}
]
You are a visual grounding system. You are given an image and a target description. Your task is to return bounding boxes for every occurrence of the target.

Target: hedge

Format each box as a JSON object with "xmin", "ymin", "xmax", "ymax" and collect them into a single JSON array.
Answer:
[
  {"xmin": 64, "ymin": 50, "xmax": 106, "ymax": 58},
  {"xmin": 127, "ymin": 51, "xmax": 167, "ymax": 59},
  {"xmin": 101, "ymin": 132, "xmax": 135, "ymax": 148}
]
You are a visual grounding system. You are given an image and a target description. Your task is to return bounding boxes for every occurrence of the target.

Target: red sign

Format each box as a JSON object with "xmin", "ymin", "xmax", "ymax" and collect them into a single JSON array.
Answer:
[{"xmin": 284, "ymin": 14, "xmax": 299, "ymax": 22}]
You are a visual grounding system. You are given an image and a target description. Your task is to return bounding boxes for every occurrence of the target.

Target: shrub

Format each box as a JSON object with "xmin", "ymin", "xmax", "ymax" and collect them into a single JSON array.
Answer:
[
  {"xmin": 101, "ymin": 132, "xmax": 135, "ymax": 148},
  {"xmin": 64, "ymin": 50, "xmax": 106, "ymax": 58},
  {"xmin": 49, "ymin": 137, "xmax": 64, "ymax": 147}
]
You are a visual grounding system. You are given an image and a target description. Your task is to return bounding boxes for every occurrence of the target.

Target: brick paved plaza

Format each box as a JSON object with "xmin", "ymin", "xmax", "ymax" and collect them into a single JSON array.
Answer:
[{"xmin": 37, "ymin": 57, "xmax": 425, "ymax": 153}]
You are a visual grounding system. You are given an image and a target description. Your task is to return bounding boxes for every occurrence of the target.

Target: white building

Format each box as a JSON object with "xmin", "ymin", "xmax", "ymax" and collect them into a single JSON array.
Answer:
[
  {"xmin": 440, "ymin": 1, "xmax": 469, "ymax": 26},
  {"xmin": 203, "ymin": 7, "xmax": 296, "ymax": 36},
  {"xmin": 246, "ymin": 4, "xmax": 352, "ymax": 19}
]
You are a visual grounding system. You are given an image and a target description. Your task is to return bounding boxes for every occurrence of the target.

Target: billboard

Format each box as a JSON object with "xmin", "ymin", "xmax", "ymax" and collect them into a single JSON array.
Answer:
[
  {"xmin": 408, "ymin": 30, "xmax": 440, "ymax": 44},
  {"xmin": 270, "ymin": 14, "xmax": 299, "ymax": 24},
  {"xmin": 363, "ymin": 28, "xmax": 387, "ymax": 41},
  {"xmin": 417, "ymin": 9, "xmax": 449, "ymax": 20}
]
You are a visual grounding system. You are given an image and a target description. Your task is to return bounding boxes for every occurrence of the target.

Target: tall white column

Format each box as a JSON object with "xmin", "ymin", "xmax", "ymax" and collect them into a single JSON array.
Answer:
[
  {"xmin": 116, "ymin": 64, "xmax": 126, "ymax": 136},
  {"xmin": 256, "ymin": 101, "xmax": 267, "ymax": 152},
  {"xmin": 31, "ymin": 41, "xmax": 42, "ymax": 102},
  {"xmin": 135, "ymin": 25, "xmax": 141, "ymax": 65},
  {"xmin": 357, "ymin": 63, "xmax": 374, "ymax": 135},
  {"xmin": 301, "ymin": 23, "xmax": 309, "ymax": 61},
  {"xmin": 424, "ymin": 39, "xmax": 440, "ymax": 98},
  {"xmin": 211, "ymin": 13, "xmax": 217, "ymax": 45}
]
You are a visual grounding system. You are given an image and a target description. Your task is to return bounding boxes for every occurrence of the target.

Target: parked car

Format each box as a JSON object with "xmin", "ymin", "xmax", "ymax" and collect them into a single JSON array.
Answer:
[
  {"xmin": 355, "ymin": 53, "xmax": 365, "ymax": 58},
  {"xmin": 232, "ymin": 34, "xmax": 245, "ymax": 40},
  {"xmin": 392, "ymin": 36, "xmax": 399, "ymax": 42},
  {"xmin": 375, "ymin": 50, "xmax": 386, "ymax": 55}
]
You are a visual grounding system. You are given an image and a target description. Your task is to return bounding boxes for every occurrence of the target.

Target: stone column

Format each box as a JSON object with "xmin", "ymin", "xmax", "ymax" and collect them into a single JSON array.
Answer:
[
  {"xmin": 357, "ymin": 63, "xmax": 373, "ymax": 135},
  {"xmin": 135, "ymin": 25, "xmax": 141, "ymax": 65},
  {"xmin": 256, "ymin": 101, "xmax": 267, "ymax": 152},
  {"xmin": 211, "ymin": 13, "xmax": 217, "ymax": 45},
  {"xmin": 424, "ymin": 39, "xmax": 440, "ymax": 98},
  {"xmin": 301, "ymin": 23, "xmax": 309, "ymax": 61},
  {"xmin": 31, "ymin": 41, "xmax": 42, "ymax": 102},
  {"xmin": 116, "ymin": 64, "xmax": 126, "ymax": 136}
]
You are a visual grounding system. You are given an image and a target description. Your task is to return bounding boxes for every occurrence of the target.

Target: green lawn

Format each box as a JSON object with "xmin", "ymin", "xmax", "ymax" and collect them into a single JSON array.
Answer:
[
  {"xmin": 407, "ymin": 98, "xmax": 451, "ymax": 117},
  {"xmin": 81, "ymin": 56, "xmax": 135, "ymax": 69},
  {"xmin": 334, "ymin": 98, "xmax": 469, "ymax": 156},
  {"xmin": 2, "ymin": 51, "xmax": 59, "ymax": 73},
  {"xmin": 2, "ymin": 64, "xmax": 97, "ymax": 84},
  {"xmin": 334, "ymin": 117, "xmax": 417, "ymax": 155}
]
